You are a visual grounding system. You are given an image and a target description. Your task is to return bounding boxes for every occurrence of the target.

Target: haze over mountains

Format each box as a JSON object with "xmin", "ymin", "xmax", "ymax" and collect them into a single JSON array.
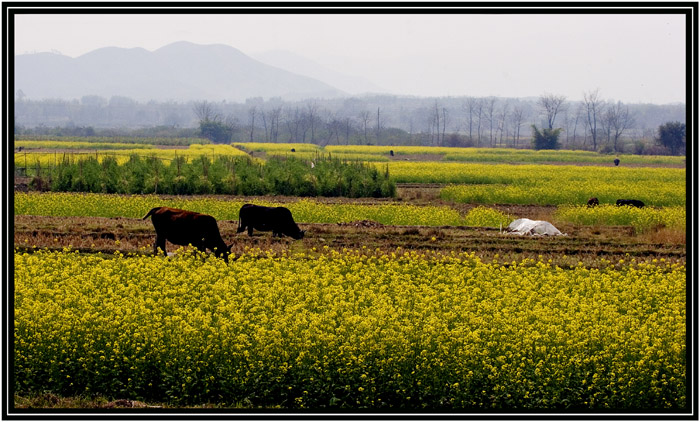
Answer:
[{"xmin": 14, "ymin": 41, "xmax": 386, "ymax": 102}]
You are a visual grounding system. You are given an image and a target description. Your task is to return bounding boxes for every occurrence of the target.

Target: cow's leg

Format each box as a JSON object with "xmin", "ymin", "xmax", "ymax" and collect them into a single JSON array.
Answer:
[
  {"xmin": 236, "ymin": 223, "xmax": 246, "ymax": 234},
  {"xmin": 248, "ymin": 226, "xmax": 254, "ymax": 236},
  {"xmin": 154, "ymin": 235, "xmax": 167, "ymax": 256}
]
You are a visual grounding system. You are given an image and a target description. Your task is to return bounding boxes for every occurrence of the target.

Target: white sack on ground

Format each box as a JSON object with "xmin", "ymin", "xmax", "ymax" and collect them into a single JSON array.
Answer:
[{"xmin": 505, "ymin": 218, "xmax": 565, "ymax": 236}]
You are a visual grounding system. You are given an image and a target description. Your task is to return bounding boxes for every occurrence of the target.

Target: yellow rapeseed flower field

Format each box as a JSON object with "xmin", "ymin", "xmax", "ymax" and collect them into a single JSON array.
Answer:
[
  {"xmin": 15, "ymin": 144, "xmax": 250, "ymax": 169},
  {"xmin": 14, "ymin": 248, "xmax": 685, "ymax": 409},
  {"xmin": 429, "ymin": 163, "xmax": 684, "ymax": 206},
  {"xmin": 15, "ymin": 192, "xmax": 511, "ymax": 227},
  {"xmin": 555, "ymin": 205, "xmax": 686, "ymax": 233}
]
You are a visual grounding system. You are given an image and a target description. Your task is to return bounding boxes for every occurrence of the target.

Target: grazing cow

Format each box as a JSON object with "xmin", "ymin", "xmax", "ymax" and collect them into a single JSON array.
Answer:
[
  {"xmin": 390, "ymin": 150, "xmax": 394, "ymax": 156},
  {"xmin": 143, "ymin": 207, "xmax": 232, "ymax": 262},
  {"xmin": 614, "ymin": 158, "xmax": 620, "ymax": 166},
  {"xmin": 237, "ymin": 204, "xmax": 305, "ymax": 239},
  {"xmin": 587, "ymin": 197, "xmax": 599, "ymax": 207},
  {"xmin": 616, "ymin": 199, "xmax": 645, "ymax": 208}
]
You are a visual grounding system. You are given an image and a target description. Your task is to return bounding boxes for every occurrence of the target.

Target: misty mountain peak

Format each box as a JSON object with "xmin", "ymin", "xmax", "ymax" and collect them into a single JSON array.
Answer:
[{"xmin": 15, "ymin": 42, "xmax": 347, "ymax": 102}]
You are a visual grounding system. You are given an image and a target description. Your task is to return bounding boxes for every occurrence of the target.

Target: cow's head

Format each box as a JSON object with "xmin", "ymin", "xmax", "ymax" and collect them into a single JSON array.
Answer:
[
  {"xmin": 292, "ymin": 230, "xmax": 305, "ymax": 240},
  {"xmin": 215, "ymin": 244, "xmax": 234, "ymax": 263}
]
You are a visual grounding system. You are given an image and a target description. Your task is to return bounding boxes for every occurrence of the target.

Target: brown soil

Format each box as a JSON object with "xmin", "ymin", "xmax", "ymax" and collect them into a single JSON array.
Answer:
[{"xmin": 13, "ymin": 213, "xmax": 685, "ymax": 269}]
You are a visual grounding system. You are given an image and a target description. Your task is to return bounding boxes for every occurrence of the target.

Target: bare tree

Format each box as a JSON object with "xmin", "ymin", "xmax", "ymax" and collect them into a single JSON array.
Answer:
[
  {"xmin": 510, "ymin": 105, "xmax": 526, "ymax": 148},
  {"xmin": 260, "ymin": 109, "xmax": 269, "ymax": 142},
  {"xmin": 432, "ymin": 101, "xmax": 440, "ymax": 145},
  {"xmin": 306, "ymin": 102, "xmax": 319, "ymax": 143},
  {"xmin": 484, "ymin": 97, "xmax": 497, "ymax": 147},
  {"xmin": 344, "ymin": 117, "xmax": 352, "ymax": 145},
  {"xmin": 224, "ymin": 114, "xmax": 240, "ymax": 135},
  {"xmin": 359, "ymin": 110, "xmax": 371, "ymax": 144},
  {"xmin": 267, "ymin": 107, "xmax": 282, "ymax": 142},
  {"xmin": 538, "ymin": 93, "xmax": 567, "ymax": 129},
  {"xmin": 497, "ymin": 101, "xmax": 509, "ymax": 147},
  {"xmin": 475, "ymin": 99, "xmax": 484, "ymax": 147},
  {"xmin": 375, "ymin": 107, "xmax": 385, "ymax": 143},
  {"xmin": 430, "ymin": 102, "xmax": 448, "ymax": 146},
  {"xmin": 247, "ymin": 106, "xmax": 257, "ymax": 142},
  {"xmin": 442, "ymin": 106, "xmax": 448, "ymax": 147},
  {"xmin": 583, "ymin": 89, "xmax": 605, "ymax": 151},
  {"xmin": 605, "ymin": 101, "xmax": 635, "ymax": 152},
  {"xmin": 285, "ymin": 107, "xmax": 302, "ymax": 142},
  {"xmin": 318, "ymin": 110, "xmax": 342, "ymax": 147},
  {"xmin": 570, "ymin": 103, "xmax": 585, "ymax": 146},
  {"xmin": 193, "ymin": 100, "xmax": 218, "ymax": 122},
  {"xmin": 463, "ymin": 97, "xmax": 478, "ymax": 143}
]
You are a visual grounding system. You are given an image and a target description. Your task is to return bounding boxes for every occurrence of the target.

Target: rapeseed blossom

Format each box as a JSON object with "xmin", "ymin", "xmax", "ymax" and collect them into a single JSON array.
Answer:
[{"xmin": 14, "ymin": 248, "xmax": 685, "ymax": 409}]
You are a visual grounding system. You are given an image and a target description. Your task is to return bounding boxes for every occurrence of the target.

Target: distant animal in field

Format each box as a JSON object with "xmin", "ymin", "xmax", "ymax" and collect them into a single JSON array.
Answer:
[
  {"xmin": 291, "ymin": 148, "xmax": 295, "ymax": 152},
  {"xmin": 616, "ymin": 199, "xmax": 645, "ymax": 208},
  {"xmin": 614, "ymin": 158, "xmax": 620, "ymax": 166},
  {"xmin": 237, "ymin": 204, "xmax": 305, "ymax": 239},
  {"xmin": 587, "ymin": 197, "xmax": 599, "ymax": 207},
  {"xmin": 390, "ymin": 150, "xmax": 394, "ymax": 156},
  {"xmin": 142, "ymin": 207, "xmax": 232, "ymax": 262}
]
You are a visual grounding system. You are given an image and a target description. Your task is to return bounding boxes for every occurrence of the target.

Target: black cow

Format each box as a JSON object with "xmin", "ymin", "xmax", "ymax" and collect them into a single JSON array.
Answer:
[
  {"xmin": 143, "ymin": 207, "xmax": 232, "ymax": 262},
  {"xmin": 614, "ymin": 158, "xmax": 620, "ymax": 166},
  {"xmin": 616, "ymin": 199, "xmax": 645, "ymax": 208},
  {"xmin": 237, "ymin": 204, "xmax": 305, "ymax": 239},
  {"xmin": 587, "ymin": 197, "xmax": 599, "ymax": 207}
]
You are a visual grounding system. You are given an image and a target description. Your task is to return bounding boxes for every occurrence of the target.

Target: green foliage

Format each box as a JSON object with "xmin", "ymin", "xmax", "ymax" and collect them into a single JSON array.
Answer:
[
  {"xmin": 531, "ymin": 125, "xmax": 562, "ymax": 150},
  {"xmin": 656, "ymin": 121, "xmax": 686, "ymax": 155},
  {"xmin": 199, "ymin": 120, "xmax": 233, "ymax": 144},
  {"xmin": 40, "ymin": 154, "xmax": 395, "ymax": 198}
]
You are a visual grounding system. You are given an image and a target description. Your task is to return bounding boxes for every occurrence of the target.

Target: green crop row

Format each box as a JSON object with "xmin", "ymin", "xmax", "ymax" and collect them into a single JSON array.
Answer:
[{"xmin": 22, "ymin": 154, "xmax": 395, "ymax": 198}]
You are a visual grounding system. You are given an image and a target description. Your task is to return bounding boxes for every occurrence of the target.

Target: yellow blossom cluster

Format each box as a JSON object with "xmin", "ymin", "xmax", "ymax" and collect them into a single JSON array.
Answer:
[
  {"xmin": 15, "ymin": 144, "xmax": 250, "ymax": 170},
  {"xmin": 430, "ymin": 163, "xmax": 684, "ymax": 206},
  {"xmin": 15, "ymin": 192, "xmax": 489, "ymax": 227},
  {"xmin": 555, "ymin": 205, "xmax": 686, "ymax": 233},
  {"xmin": 14, "ymin": 248, "xmax": 685, "ymax": 409}
]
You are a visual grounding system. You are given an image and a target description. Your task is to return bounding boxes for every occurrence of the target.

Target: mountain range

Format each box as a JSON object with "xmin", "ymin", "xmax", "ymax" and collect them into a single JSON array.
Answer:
[{"xmin": 14, "ymin": 41, "xmax": 383, "ymax": 102}]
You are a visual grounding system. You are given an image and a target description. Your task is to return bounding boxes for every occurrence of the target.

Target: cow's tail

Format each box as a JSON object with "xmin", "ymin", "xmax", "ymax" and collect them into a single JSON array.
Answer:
[{"xmin": 142, "ymin": 207, "xmax": 161, "ymax": 220}]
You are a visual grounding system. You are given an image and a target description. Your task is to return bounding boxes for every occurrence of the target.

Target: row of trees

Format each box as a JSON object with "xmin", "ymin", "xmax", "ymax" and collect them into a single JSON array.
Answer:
[
  {"xmin": 15, "ymin": 92, "xmax": 685, "ymax": 154},
  {"xmin": 531, "ymin": 90, "xmax": 634, "ymax": 151},
  {"xmin": 530, "ymin": 91, "xmax": 684, "ymax": 154}
]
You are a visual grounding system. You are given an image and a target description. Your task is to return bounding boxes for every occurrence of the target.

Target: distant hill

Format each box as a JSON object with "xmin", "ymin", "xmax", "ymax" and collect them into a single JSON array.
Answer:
[
  {"xmin": 251, "ymin": 49, "xmax": 385, "ymax": 95},
  {"xmin": 14, "ymin": 41, "xmax": 347, "ymax": 102}
]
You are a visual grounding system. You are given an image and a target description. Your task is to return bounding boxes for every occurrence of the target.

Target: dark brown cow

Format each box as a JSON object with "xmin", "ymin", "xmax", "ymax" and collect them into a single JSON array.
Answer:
[
  {"xmin": 237, "ymin": 204, "xmax": 305, "ymax": 239},
  {"xmin": 616, "ymin": 199, "xmax": 645, "ymax": 208},
  {"xmin": 143, "ymin": 207, "xmax": 232, "ymax": 262},
  {"xmin": 587, "ymin": 197, "xmax": 599, "ymax": 207}
]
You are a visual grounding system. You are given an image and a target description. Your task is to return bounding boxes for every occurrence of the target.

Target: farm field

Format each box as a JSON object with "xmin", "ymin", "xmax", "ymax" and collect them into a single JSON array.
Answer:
[
  {"xmin": 12, "ymin": 139, "xmax": 688, "ymax": 412},
  {"xmin": 16, "ymin": 139, "xmax": 686, "ymax": 174}
]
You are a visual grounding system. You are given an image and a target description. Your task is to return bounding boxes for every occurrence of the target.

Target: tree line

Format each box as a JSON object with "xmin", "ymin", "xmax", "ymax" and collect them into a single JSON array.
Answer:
[{"xmin": 15, "ymin": 91, "xmax": 686, "ymax": 155}]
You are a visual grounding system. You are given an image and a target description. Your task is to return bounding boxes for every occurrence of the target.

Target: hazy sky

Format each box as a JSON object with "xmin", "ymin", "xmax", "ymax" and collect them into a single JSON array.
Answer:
[{"xmin": 13, "ymin": 11, "xmax": 687, "ymax": 104}]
